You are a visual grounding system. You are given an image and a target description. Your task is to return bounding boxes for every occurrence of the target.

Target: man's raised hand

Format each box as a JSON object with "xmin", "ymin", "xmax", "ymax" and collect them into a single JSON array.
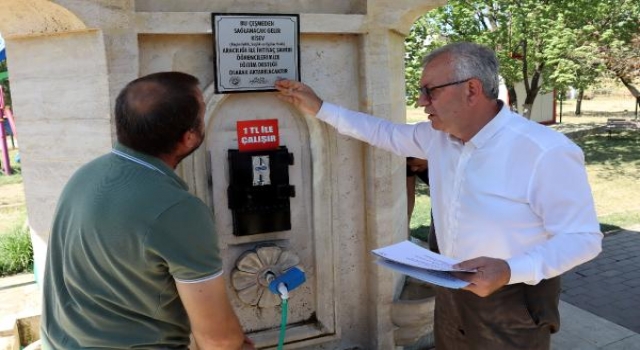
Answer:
[{"xmin": 274, "ymin": 79, "xmax": 323, "ymax": 116}]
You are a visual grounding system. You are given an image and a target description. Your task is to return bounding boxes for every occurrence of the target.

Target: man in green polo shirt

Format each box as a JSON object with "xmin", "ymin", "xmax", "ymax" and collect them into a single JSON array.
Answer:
[{"xmin": 41, "ymin": 72, "xmax": 254, "ymax": 349}]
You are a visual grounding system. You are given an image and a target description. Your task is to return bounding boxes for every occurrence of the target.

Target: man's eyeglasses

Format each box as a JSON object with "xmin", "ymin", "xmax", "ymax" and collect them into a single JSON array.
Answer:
[{"xmin": 419, "ymin": 78, "xmax": 472, "ymax": 101}]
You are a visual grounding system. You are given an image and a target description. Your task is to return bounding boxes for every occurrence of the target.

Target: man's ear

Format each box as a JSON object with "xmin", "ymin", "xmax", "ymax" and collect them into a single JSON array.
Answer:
[
  {"xmin": 182, "ymin": 129, "xmax": 200, "ymax": 149},
  {"xmin": 466, "ymin": 78, "xmax": 484, "ymax": 105},
  {"xmin": 179, "ymin": 129, "xmax": 198, "ymax": 149}
]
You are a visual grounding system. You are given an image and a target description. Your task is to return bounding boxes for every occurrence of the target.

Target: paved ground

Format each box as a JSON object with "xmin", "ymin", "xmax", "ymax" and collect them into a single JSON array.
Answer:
[
  {"xmin": 551, "ymin": 301, "xmax": 640, "ymax": 350},
  {"xmin": 1, "ymin": 226, "xmax": 639, "ymax": 349},
  {"xmin": 0, "ymin": 273, "xmax": 40, "ymax": 350},
  {"xmin": 561, "ymin": 226, "xmax": 640, "ymax": 334}
]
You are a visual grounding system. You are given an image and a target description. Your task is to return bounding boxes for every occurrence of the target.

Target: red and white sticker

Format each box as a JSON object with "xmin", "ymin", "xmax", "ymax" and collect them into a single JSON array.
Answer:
[{"xmin": 236, "ymin": 119, "xmax": 279, "ymax": 151}]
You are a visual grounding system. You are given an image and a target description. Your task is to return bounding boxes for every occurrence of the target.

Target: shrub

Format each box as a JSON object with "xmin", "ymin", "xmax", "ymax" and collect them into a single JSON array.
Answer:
[{"xmin": 0, "ymin": 224, "xmax": 33, "ymax": 277}]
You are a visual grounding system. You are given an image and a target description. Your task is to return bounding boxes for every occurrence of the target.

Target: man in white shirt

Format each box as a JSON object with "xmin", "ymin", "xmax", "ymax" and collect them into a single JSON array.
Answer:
[{"xmin": 274, "ymin": 42, "xmax": 602, "ymax": 349}]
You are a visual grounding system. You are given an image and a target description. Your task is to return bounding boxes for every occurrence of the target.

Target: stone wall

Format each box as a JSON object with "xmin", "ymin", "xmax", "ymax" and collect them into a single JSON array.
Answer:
[{"xmin": 3, "ymin": 1, "xmax": 445, "ymax": 348}]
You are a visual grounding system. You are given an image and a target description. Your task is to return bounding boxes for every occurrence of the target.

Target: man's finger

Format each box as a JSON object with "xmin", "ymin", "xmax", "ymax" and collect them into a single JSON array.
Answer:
[
  {"xmin": 274, "ymin": 79, "xmax": 294, "ymax": 88},
  {"xmin": 275, "ymin": 94, "xmax": 295, "ymax": 104},
  {"xmin": 451, "ymin": 271, "xmax": 475, "ymax": 282},
  {"xmin": 453, "ymin": 257, "xmax": 485, "ymax": 270},
  {"xmin": 275, "ymin": 79, "xmax": 303, "ymax": 91}
]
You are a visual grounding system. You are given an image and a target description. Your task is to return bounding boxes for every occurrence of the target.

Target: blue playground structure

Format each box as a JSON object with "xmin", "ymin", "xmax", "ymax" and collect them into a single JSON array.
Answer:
[{"xmin": 0, "ymin": 31, "xmax": 5, "ymax": 62}]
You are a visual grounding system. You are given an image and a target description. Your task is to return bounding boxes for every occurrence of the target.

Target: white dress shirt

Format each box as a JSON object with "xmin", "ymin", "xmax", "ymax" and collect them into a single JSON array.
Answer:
[{"xmin": 317, "ymin": 102, "xmax": 602, "ymax": 285}]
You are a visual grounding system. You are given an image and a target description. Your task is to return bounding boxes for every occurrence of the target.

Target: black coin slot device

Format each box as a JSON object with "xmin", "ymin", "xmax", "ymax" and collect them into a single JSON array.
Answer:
[{"xmin": 227, "ymin": 146, "xmax": 295, "ymax": 236}]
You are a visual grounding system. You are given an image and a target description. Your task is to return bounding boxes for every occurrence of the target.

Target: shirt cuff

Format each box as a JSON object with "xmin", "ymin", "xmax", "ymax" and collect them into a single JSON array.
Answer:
[
  {"xmin": 315, "ymin": 101, "xmax": 339, "ymax": 123},
  {"xmin": 506, "ymin": 254, "xmax": 537, "ymax": 285}
]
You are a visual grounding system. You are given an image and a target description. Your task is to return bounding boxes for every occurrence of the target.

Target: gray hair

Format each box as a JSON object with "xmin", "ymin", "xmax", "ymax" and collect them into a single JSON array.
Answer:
[{"xmin": 422, "ymin": 42, "xmax": 500, "ymax": 99}]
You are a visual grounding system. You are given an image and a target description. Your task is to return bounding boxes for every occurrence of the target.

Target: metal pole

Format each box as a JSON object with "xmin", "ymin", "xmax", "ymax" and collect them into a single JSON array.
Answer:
[
  {"xmin": 0, "ymin": 117, "xmax": 12, "ymax": 175},
  {"xmin": 0, "ymin": 85, "xmax": 11, "ymax": 175},
  {"xmin": 559, "ymin": 90, "xmax": 563, "ymax": 124}
]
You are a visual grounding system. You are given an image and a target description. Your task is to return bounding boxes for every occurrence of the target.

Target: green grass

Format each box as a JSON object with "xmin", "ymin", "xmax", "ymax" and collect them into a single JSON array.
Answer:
[
  {"xmin": 576, "ymin": 130, "xmax": 640, "ymax": 231},
  {"xmin": 0, "ymin": 145, "xmax": 29, "ymax": 276},
  {"xmin": 0, "ymin": 223, "xmax": 33, "ymax": 277},
  {"xmin": 598, "ymin": 211, "xmax": 640, "ymax": 233},
  {"xmin": 0, "ymin": 205, "xmax": 26, "ymax": 233},
  {"xmin": 409, "ymin": 181, "xmax": 431, "ymax": 241},
  {"xmin": 0, "ymin": 147, "xmax": 22, "ymax": 186}
]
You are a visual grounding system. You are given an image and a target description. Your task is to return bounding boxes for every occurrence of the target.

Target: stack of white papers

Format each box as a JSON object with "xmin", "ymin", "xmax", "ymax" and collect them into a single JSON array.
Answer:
[{"xmin": 371, "ymin": 240, "xmax": 473, "ymax": 289}]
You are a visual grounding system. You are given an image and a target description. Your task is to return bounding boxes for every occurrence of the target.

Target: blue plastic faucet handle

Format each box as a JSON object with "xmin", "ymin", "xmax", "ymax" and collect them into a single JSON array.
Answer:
[{"xmin": 269, "ymin": 267, "xmax": 306, "ymax": 295}]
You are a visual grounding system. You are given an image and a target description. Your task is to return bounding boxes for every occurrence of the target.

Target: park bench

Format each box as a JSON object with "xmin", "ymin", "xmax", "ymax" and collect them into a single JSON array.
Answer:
[{"xmin": 605, "ymin": 118, "xmax": 640, "ymax": 137}]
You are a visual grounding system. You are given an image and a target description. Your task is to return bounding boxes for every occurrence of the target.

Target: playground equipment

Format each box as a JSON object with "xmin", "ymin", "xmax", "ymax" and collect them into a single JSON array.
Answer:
[
  {"xmin": 1, "ymin": 30, "xmax": 14, "ymax": 175},
  {"xmin": 1, "ymin": 84, "xmax": 17, "ymax": 175},
  {"xmin": 0, "ymin": 31, "xmax": 5, "ymax": 61}
]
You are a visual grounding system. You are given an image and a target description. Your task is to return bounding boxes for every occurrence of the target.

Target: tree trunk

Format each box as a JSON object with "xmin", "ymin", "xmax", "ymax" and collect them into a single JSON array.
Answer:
[
  {"xmin": 618, "ymin": 76, "xmax": 640, "ymax": 98},
  {"xmin": 615, "ymin": 76, "xmax": 640, "ymax": 119},
  {"xmin": 575, "ymin": 89, "xmax": 584, "ymax": 115},
  {"xmin": 522, "ymin": 90, "xmax": 538, "ymax": 119},
  {"xmin": 522, "ymin": 103, "xmax": 533, "ymax": 119},
  {"xmin": 520, "ymin": 65, "xmax": 542, "ymax": 120},
  {"xmin": 507, "ymin": 85, "xmax": 518, "ymax": 112}
]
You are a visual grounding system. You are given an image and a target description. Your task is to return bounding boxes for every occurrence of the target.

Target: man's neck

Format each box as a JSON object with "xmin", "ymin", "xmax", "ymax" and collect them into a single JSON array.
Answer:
[
  {"xmin": 457, "ymin": 99, "xmax": 502, "ymax": 143},
  {"xmin": 157, "ymin": 153, "xmax": 180, "ymax": 169}
]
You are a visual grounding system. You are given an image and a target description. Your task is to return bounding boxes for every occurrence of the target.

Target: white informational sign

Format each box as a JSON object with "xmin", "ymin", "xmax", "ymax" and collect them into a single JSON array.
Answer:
[{"xmin": 212, "ymin": 14, "xmax": 300, "ymax": 93}]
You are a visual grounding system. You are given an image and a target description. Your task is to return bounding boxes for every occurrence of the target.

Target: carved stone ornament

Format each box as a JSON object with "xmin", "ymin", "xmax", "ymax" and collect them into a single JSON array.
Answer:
[{"xmin": 231, "ymin": 246, "xmax": 301, "ymax": 308}]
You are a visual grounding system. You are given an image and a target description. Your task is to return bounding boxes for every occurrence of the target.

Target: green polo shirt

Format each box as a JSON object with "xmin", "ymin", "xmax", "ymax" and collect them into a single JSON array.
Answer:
[{"xmin": 41, "ymin": 143, "xmax": 222, "ymax": 349}]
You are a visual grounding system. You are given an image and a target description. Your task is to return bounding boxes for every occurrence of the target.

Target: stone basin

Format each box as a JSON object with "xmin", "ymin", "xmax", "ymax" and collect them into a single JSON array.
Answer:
[{"xmin": 392, "ymin": 277, "xmax": 436, "ymax": 348}]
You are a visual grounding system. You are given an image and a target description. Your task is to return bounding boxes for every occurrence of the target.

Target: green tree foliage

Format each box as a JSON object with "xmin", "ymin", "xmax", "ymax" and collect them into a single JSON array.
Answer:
[
  {"xmin": 405, "ymin": 0, "xmax": 640, "ymax": 117},
  {"xmin": 552, "ymin": 0, "xmax": 640, "ymax": 113},
  {"xmin": 404, "ymin": 15, "xmax": 433, "ymax": 108}
]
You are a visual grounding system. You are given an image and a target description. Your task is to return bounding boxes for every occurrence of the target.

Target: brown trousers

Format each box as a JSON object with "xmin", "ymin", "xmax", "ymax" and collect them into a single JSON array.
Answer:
[
  {"xmin": 433, "ymin": 278, "xmax": 560, "ymax": 350},
  {"xmin": 428, "ymin": 227, "xmax": 561, "ymax": 350}
]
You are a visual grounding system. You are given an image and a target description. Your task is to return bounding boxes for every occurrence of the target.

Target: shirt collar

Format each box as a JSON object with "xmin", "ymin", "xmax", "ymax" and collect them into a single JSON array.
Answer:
[
  {"xmin": 113, "ymin": 142, "xmax": 189, "ymax": 190},
  {"xmin": 467, "ymin": 100, "xmax": 511, "ymax": 149}
]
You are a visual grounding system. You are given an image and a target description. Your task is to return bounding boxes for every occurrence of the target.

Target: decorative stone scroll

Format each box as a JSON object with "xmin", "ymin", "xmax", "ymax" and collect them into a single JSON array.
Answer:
[{"xmin": 231, "ymin": 245, "xmax": 301, "ymax": 308}]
